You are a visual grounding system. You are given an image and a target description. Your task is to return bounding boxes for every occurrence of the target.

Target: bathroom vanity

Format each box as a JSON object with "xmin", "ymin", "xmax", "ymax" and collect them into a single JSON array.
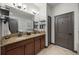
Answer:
[{"xmin": 1, "ymin": 32, "xmax": 45, "ymax": 55}]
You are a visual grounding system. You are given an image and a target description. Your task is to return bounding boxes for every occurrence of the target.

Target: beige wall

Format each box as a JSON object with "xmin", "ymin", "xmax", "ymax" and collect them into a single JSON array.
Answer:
[{"xmin": 78, "ymin": 4, "xmax": 79, "ymax": 53}]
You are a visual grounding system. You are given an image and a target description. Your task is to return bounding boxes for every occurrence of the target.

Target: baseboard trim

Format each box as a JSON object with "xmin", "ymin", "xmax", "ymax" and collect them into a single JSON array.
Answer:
[
  {"xmin": 50, "ymin": 43, "xmax": 56, "ymax": 45},
  {"xmin": 45, "ymin": 46, "xmax": 48, "ymax": 48},
  {"xmin": 50, "ymin": 43, "xmax": 77, "ymax": 53},
  {"xmin": 73, "ymin": 50, "xmax": 77, "ymax": 53}
]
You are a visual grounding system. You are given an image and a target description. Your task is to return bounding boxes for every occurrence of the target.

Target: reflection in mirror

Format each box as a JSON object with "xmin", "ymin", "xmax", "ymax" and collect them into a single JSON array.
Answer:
[{"xmin": 8, "ymin": 18, "xmax": 18, "ymax": 33}]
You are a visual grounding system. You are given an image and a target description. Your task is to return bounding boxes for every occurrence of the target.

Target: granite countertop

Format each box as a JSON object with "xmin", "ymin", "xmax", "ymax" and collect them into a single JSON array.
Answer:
[{"xmin": 1, "ymin": 32, "xmax": 45, "ymax": 47}]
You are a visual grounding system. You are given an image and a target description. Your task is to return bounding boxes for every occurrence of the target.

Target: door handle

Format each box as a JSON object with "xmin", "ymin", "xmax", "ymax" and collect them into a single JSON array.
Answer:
[{"xmin": 68, "ymin": 33, "xmax": 72, "ymax": 35}]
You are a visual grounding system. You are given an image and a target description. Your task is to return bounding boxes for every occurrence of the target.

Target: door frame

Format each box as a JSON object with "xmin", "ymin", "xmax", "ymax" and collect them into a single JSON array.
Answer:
[
  {"xmin": 54, "ymin": 12, "xmax": 74, "ymax": 51},
  {"xmin": 48, "ymin": 16, "xmax": 52, "ymax": 45}
]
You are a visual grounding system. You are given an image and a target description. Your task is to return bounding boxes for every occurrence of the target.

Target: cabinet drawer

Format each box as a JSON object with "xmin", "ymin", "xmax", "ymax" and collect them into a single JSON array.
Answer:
[
  {"xmin": 5, "ymin": 39, "xmax": 34, "ymax": 51},
  {"xmin": 6, "ymin": 46, "xmax": 24, "ymax": 55},
  {"xmin": 5, "ymin": 40, "xmax": 26, "ymax": 51}
]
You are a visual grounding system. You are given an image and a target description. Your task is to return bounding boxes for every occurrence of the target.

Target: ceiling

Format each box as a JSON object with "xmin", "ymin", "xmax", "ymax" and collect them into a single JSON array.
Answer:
[
  {"xmin": 47, "ymin": 3, "xmax": 60, "ymax": 7},
  {"xmin": 23, "ymin": 3, "xmax": 40, "ymax": 10}
]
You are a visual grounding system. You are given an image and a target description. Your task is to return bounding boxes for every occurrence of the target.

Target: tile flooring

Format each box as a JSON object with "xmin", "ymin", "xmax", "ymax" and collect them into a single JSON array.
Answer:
[{"xmin": 37, "ymin": 45, "xmax": 77, "ymax": 55}]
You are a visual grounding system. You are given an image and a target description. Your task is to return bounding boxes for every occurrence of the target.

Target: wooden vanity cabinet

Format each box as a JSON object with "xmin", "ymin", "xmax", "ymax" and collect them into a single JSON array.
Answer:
[
  {"xmin": 3, "ymin": 40, "xmax": 27, "ymax": 55},
  {"xmin": 1, "ymin": 34, "xmax": 45, "ymax": 55},
  {"xmin": 34, "ymin": 36, "xmax": 41, "ymax": 54},
  {"xmin": 6, "ymin": 46, "xmax": 24, "ymax": 55},
  {"xmin": 34, "ymin": 35, "xmax": 45, "ymax": 54},
  {"xmin": 40, "ymin": 35, "xmax": 45, "ymax": 49},
  {"xmin": 25, "ymin": 39, "xmax": 34, "ymax": 55}
]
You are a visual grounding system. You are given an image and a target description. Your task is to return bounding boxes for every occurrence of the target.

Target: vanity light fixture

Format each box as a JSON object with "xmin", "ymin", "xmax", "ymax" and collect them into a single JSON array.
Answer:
[
  {"xmin": 32, "ymin": 9, "xmax": 39, "ymax": 15},
  {"xmin": 12, "ymin": 3, "xmax": 27, "ymax": 10}
]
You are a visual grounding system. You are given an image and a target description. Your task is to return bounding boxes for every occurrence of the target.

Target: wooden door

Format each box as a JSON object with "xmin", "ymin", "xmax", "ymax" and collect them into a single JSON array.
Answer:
[{"xmin": 55, "ymin": 12, "xmax": 74, "ymax": 50}]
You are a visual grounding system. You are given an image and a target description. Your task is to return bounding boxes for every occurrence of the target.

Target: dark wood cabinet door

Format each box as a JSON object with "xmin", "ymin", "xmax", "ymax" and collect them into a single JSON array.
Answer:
[
  {"xmin": 35, "ymin": 37, "xmax": 41, "ymax": 54},
  {"xmin": 40, "ymin": 35, "xmax": 45, "ymax": 49},
  {"xmin": 25, "ymin": 39, "xmax": 34, "ymax": 55},
  {"xmin": 1, "ymin": 47, "xmax": 6, "ymax": 55},
  {"xmin": 55, "ymin": 12, "xmax": 74, "ymax": 50},
  {"xmin": 6, "ymin": 46, "xmax": 24, "ymax": 55}
]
